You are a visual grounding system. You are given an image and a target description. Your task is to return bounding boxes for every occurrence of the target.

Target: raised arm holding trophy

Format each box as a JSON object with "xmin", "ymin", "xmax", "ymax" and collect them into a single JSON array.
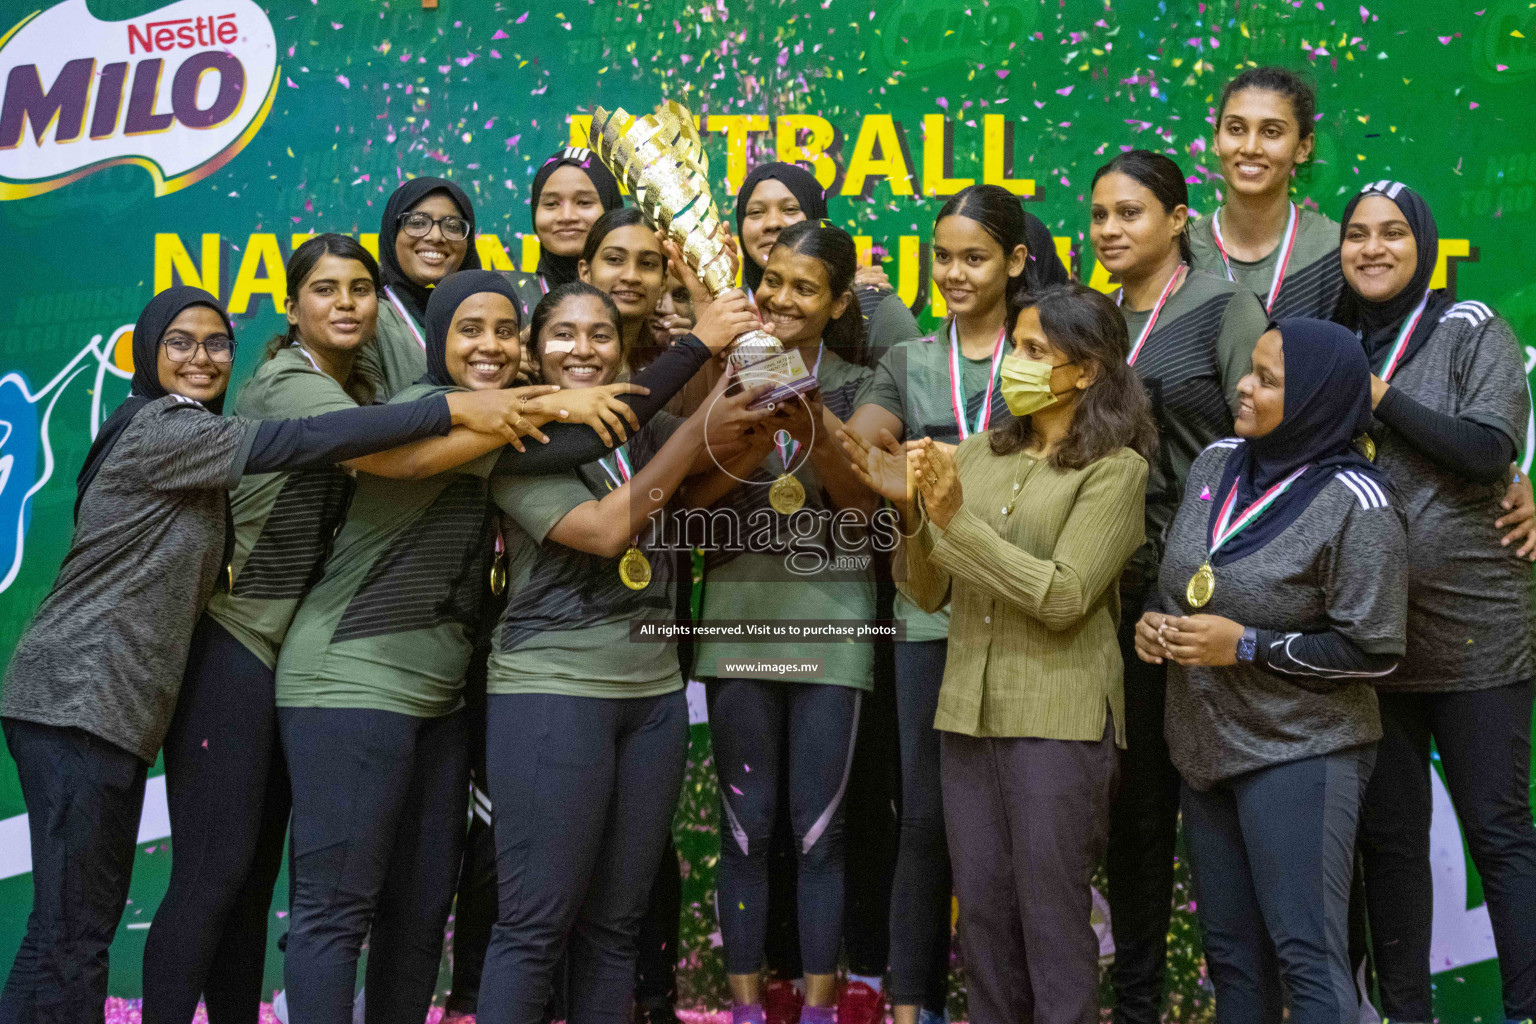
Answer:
[{"xmin": 588, "ymin": 100, "xmax": 822, "ymax": 408}]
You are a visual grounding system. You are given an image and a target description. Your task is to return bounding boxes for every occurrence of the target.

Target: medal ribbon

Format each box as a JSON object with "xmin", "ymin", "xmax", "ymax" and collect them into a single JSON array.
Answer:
[
  {"xmin": 599, "ymin": 445, "xmax": 633, "ymax": 490},
  {"xmin": 1208, "ymin": 463, "xmax": 1312, "ymax": 557},
  {"xmin": 1210, "ymin": 202, "xmax": 1299, "ymax": 313},
  {"xmin": 773, "ymin": 344, "xmax": 823, "ymax": 471},
  {"xmin": 291, "ymin": 341, "xmax": 324, "ymax": 374},
  {"xmin": 1375, "ymin": 288, "xmax": 1432, "ymax": 382},
  {"xmin": 947, "ymin": 320, "xmax": 1008, "ymax": 439},
  {"xmin": 383, "ymin": 286, "xmax": 427, "ymax": 351},
  {"xmin": 1122, "ymin": 264, "xmax": 1188, "ymax": 366},
  {"xmin": 598, "ymin": 445, "xmax": 640, "ymax": 547}
]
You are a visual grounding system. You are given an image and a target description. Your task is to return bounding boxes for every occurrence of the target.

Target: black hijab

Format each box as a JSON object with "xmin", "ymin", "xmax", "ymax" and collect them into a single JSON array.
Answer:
[
  {"xmin": 530, "ymin": 147, "xmax": 624, "ymax": 289},
  {"xmin": 379, "ymin": 177, "xmax": 483, "ymax": 329},
  {"xmin": 1023, "ymin": 210, "xmax": 1070, "ymax": 290},
  {"xmin": 734, "ymin": 162, "xmax": 828, "ymax": 293},
  {"xmin": 1336, "ymin": 180, "xmax": 1451, "ymax": 376},
  {"xmin": 422, "ymin": 270, "xmax": 523, "ymax": 388},
  {"xmin": 75, "ymin": 287, "xmax": 233, "ymax": 517},
  {"xmin": 1207, "ymin": 317, "xmax": 1387, "ymax": 566}
]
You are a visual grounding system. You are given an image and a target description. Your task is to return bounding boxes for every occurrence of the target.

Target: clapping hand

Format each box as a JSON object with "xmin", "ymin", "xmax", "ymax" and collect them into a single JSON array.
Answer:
[
  {"xmin": 839, "ymin": 427, "xmax": 914, "ymax": 504},
  {"xmin": 910, "ymin": 438, "xmax": 962, "ymax": 529}
]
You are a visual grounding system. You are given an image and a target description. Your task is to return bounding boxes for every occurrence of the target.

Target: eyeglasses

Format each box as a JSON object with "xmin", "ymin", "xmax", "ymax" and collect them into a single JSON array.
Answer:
[
  {"xmin": 398, "ymin": 211, "xmax": 471, "ymax": 241},
  {"xmin": 161, "ymin": 336, "xmax": 235, "ymax": 363}
]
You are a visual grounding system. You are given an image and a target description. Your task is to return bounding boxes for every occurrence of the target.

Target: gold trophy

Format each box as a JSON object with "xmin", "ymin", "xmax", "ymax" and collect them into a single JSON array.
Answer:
[{"xmin": 588, "ymin": 101, "xmax": 820, "ymax": 408}]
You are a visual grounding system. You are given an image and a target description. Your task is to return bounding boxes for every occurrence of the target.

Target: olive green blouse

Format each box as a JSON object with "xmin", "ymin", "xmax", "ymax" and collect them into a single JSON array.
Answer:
[{"xmin": 900, "ymin": 437, "xmax": 1147, "ymax": 744}]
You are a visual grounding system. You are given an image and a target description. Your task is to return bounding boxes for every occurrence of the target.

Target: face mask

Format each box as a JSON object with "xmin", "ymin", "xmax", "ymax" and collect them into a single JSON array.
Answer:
[{"xmin": 999, "ymin": 354, "xmax": 1060, "ymax": 417}]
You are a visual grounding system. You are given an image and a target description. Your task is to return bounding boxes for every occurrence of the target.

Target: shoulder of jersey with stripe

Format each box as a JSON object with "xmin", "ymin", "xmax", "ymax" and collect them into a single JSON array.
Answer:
[
  {"xmin": 1202, "ymin": 437, "xmax": 1243, "ymax": 453},
  {"xmin": 167, "ymin": 393, "xmax": 206, "ymax": 408},
  {"xmin": 1438, "ymin": 299, "xmax": 1495, "ymax": 328},
  {"xmin": 1334, "ymin": 469, "xmax": 1391, "ymax": 510}
]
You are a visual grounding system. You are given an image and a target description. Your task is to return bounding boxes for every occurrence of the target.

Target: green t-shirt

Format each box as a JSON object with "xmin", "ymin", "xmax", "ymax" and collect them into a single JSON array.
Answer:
[
  {"xmin": 357, "ymin": 300, "xmax": 429, "ymax": 401},
  {"xmin": 1117, "ymin": 271, "xmax": 1267, "ymax": 579},
  {"xmin": 855, "ymin": 328, "xmax": 1008, "ymax": 642},
  {"xmin": 274, "ymin": 382, "xmax": 499, "ymax": 717},
  {"xmin": 1188, "ymin": 206, "xmax": 1344, "ymax": 321},
  {"xmin": 206, "ymin": 347, "xmax": 358, "ymax": 668},
  {"xmin": 695, "ymin": 349, "xmax": 878, "ymax": 690},
  {"xmin": 486, "ymin": 416, "xmax": 685, "ymax": 699}
]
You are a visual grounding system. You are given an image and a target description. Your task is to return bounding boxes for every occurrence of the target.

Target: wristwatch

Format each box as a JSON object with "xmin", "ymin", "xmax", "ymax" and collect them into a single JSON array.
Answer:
[{"xmin": 1235, "ymin": 626, "xmax": 1258, "ymax": 665}]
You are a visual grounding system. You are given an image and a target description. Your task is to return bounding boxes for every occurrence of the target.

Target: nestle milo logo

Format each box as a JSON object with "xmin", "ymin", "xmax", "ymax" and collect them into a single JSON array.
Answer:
[
  {"xmin": 0, "ymin": 0, "xmax": 278, "ymax": 200},
  {"xmin": 878, "ymin": 1, "xmax": 1038, "ymax": 74}
]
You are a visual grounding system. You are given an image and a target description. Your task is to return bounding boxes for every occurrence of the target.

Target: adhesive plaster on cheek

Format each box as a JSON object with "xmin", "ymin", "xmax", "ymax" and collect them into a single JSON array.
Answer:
[{"xmin": 544, "ymin": 339, "xmax": 577, "ymax": 354}]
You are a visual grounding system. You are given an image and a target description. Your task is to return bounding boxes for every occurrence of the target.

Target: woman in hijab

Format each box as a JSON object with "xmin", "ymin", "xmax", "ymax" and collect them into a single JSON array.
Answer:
[
  {"xmin": 1337, "ymin": 181, "xmax": 1536, "ymax": 1024},
  {"xmin": 508, "ymin": 146, "xmax": 626, "ymax": 318},
  {"xmin": 0, "ymin": 286, "xmax": 545, "ymax": 1018},
  {"xmin": 362, "ymin": 176, "xmax": 485, "ymax": 398},
  {"xmin": 273, "ymin": 269, "xmax": 756, "ymax": 1024},
  {"xmin": 737, "ymin": 162, "xmax": 925, "ymax": 369},
  {"xmin": 1137, "ymin": 317, "xmax": 1408, "ymax": 1024}
]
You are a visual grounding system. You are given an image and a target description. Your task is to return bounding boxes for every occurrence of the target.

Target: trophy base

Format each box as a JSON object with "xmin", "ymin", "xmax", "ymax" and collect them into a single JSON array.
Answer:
[{"xmin": 732, "ymin": 348, "xmax": 821, "ymax": 409}]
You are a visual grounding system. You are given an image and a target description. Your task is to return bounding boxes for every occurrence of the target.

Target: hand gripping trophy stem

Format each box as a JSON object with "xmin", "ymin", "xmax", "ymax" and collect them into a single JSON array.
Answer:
[{"xmin": 588, "ymin": 101, "xmax": 820, "ymax": 408}]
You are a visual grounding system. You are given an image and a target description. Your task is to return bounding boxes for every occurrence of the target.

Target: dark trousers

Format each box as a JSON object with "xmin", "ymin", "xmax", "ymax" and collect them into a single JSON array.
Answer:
[
  {"xmin": 842, "ymin": 651, "xmax": 898, "ymax": 980},
  {"xmin": 446, "ymin": 632, "xmax": 498, "ymax": 1017},
  {"xmin": 941, "ymin": 722, "xmax": 1118, "ymax": 1024},
  {"xmin": 709, "ymin": 680, "xmax": 862, "ymax": 978},
  {"xmin": 633, "ymin": 836, "xmax": 682, "ymax": 1009},
  {"xmin": 279, "ymin": 706, "xmax": 469, "ymax": 1024},
  {"xmin": 1182, "ymin": 747, "xmax": 1374, "ymax": 1024},
  {"xmin": 889, "ymin": 640, "xmax": 951, "ymax": 1011},
  {"xmin": 143, "ymin": 616, "xmax": 290, "ymax": 1024},
  {"xmin": 1359, "ymin": 680, "xmax": 1536, "ymax": 1022},
  {"xmin": 478, "ymin": 690, "xmax": 688, "ymax": 1024},
  {"xmin": 1105, "ymin": 594, "xmax": 1181, "ymax": 1024},
  {"xmin": 0, "ymin": 719, "xmax": 147, "ymax": 1024}
]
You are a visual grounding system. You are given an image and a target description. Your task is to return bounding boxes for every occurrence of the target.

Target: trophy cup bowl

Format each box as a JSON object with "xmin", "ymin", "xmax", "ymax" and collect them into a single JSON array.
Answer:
[{"xmin": 588, "ymin": 101, "xmax": 820, "ymax": 408}]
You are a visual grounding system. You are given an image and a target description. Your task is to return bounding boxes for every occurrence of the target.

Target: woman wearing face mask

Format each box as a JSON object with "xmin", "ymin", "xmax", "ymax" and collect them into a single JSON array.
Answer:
[
  {"xmin": 1336, "ymin": 181, "xmax": 1536, "ymax": 1024},
  {"xmin": 272, "ymin": 270, "xmax": 756, "ymax": 1023},
  {"xmin": 842, "ymin": 283, "xmax": 1155, "ymax": 1024},
  {"xmin": 474, "ymin": 282, "xmax": 766, "ymax": 1024},
  {"xmin": 682, "ymin": 221, "xmax": 880, "ymax": 1024},
  {"xmin": 136, "ymin": 235, "xmax": 643, "ymax": 1024},
  {"xmin": 509, "ymin": 147, "xmax": 626, "ymax": 317},
  {"xmin": 1136, "ymin": 319, "xmax": 1408, "ymax": 1024},
  {"xmin": 839, "ymin": 183, "xmax": 1069, "ymax": 1024},
  {"xmin": 1189, "ymin": 68, "xmax": 1343, "ymax": 322},
  {"xmin": 1088, "ymin": 148, "xmax": 1268, "ymax": 1024},
  {"xmin": 361, "ymin": 176, "xmax": 484, "ymax": 398},
  {"xmin": 0, "ymin": 286, "xmax": 548, "ymax": 1019}
]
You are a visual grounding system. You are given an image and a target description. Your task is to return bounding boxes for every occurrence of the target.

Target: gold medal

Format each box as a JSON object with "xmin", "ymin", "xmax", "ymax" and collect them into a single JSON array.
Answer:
[
  {"xmin": 769, "ymin": 473, "xmax": 806, "ymax": 514},
  {"xmin": 619, "ymin": 546, "xmax": 652, "ymax": 590},
  {"xmin": 489, "ymin": 556, "xmax": 507, "ymax": 596},
  {"xmin": 1186, "ymin": 561, "xmax": 1215, "ymax": 608},
  {"xmin": 1360, "ymin": 433, "xmax": 1376, "ymax": 461},
  {"xmin": 225, "ymin": 563, "xmax": 234, "ymax": 591}
]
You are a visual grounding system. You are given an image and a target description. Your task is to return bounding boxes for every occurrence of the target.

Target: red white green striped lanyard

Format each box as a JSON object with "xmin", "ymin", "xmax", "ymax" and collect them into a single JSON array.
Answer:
[
  {"xmin": 599, "ymin": 445, "xmax": 632, "ymax": 490},
  {"xmin": 1209, "ymin": 463, "xmax": 1311, "ymax": 556},
  {"xmin": 1375, "ymin": 289, "xmax": 1432, "ymax": 382},
  {"xmin": 774, "ymin": 343, "xmax": 823, "ymax": 469},
  {"xmin": 947, "ymin": 320, "xmax": 1008, "ymax": 440},
  {"xmin": 383, "ymin": 286, "xmax": 426, "ymax": 351},
  {"xmin": 1210, "ymin": 202, "xmax": 1299, "ymax": 314},
  {"xmin": 1122, "ymin": 264, "xmax": 1188, "ymax": 366}
]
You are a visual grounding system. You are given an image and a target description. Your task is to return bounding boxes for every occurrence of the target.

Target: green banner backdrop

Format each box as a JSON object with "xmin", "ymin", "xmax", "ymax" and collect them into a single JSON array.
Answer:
[{"xmin": 0, "ymin": 0, "xmax": 1532, "ymax": 1017}]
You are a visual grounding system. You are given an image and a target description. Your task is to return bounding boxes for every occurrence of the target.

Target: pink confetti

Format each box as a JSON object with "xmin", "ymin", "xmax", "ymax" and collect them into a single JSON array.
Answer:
[
  {"xmin": 730, "ymin": 784, "xmax": 743, "ymax": 795},
  {"xmin": 1056, "ymin": 85, "xmax": 1074, "ymax": 96},
  {"xmin": 996, "ymin": 70, "xmax": 1009, "ymax": 79},
  {"xmin": 336, "ymin": 74, "xmax": 350, "ymax": 88},
  {"xmin": 285, "ymin": 76, "xmax": 299, "ymax": 88},
  {"xmin": 515, "ymin": 10, "xmax": 528, "ymax": 23},
  {"xmin": 1359, "ymin": 4, "xmax": 1370, "ymax": 21},
  {"xmin": 1437, "ymin": 35, "xmax": 1453, "ymax": 44},
  {"xmin": 492, "ymin": 28, "xmax": 509, "ymax": 39},
  {"xmin": 1199, "ymin": 485, "xmax": 1213, "ymax": 500}
]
